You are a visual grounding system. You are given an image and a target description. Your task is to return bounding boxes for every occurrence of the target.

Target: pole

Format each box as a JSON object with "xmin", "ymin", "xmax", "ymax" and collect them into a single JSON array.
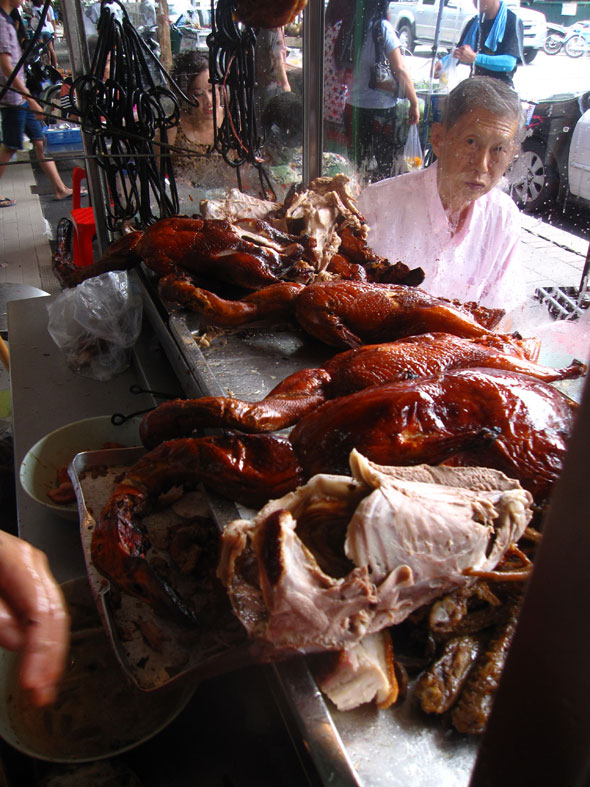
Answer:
[
  {"xmin": 422, "ymin": 0, "xmax": 446, "ymax": 147},
  {"xmin": 302, "ymin": 0, "xmax": 324, "ymax": 184},
  {"xmin": 59, "ymin": 0, "xmax": 111, "ymax": 255}
]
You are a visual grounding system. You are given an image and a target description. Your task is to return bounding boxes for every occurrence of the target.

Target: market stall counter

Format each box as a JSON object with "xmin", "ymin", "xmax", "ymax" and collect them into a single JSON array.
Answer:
[{"xmin": 6, "ymin": 293, "xmax": 318, "ymax": 786}]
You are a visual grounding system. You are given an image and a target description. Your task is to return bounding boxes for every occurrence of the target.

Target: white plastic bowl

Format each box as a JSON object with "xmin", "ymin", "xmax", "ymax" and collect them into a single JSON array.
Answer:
[{"xmin": 19, "ymin": 415, "xmax": 142, "ymax": 520}]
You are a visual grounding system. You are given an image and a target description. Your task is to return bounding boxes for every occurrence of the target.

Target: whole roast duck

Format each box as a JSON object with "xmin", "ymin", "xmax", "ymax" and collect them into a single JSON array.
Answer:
[
  {"xmin": 139, "ymin": 332, "xmax": 585, "ymax": 447},
  {"xmin": 92, "ymin": 368, "xmax": 579, "ymax": 622},
  {"xmin": 157, "ymin": 278, "xmax": 505, "ymax": 348}
]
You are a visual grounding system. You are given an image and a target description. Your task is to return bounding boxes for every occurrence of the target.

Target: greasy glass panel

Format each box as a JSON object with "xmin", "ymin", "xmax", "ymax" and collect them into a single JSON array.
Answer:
[
  {"xmin": 252, "ymin": 19, "xmax": 305, "ymax": 201},
  {"xmin": 157, "ymin": 1, "xmax": 304, "ymax": 213},
  {"xmin": 323, "ymin": 0, "xmax": 418, "ymax": 191},
  {"xmin": 322, "ymin": 0, "xmax": 590, "ymax": 322}
]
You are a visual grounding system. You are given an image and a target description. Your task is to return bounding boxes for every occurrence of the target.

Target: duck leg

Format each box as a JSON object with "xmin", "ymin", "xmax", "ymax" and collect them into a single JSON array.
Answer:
[{"xmin": 92, "ymin": 434, "xmax": 304, "ymax": 621}]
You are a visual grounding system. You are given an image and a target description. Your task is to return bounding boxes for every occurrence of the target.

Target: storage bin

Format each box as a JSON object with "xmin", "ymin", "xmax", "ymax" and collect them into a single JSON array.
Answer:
[{"xmin": 42, "ymin": 126, "xmax": 83, "ymax": 152}]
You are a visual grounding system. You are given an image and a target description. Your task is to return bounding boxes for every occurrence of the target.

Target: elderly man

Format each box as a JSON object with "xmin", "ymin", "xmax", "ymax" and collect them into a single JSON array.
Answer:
[{"xmin": 358, "ymin": 76, "xmax": 526, "ymax": 311}]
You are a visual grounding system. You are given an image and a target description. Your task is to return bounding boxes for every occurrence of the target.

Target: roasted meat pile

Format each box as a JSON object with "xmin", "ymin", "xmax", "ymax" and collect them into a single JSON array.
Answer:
[
  {"xmin": 91, "ymin": 366, "xmax": 579, "ymax": 629},
  {"xmin": 52, "ymin": 176, "xmax": 424, "ymax": 294},
  {"xmin": 74, "ymin": 175, "xmax": 586, "ymax": 736},
  {"xmin": 217, "ymin": 452, "xmax": 533, "ymax": 652},
  {"xmin": 219, "ymin": 452, "xmax": 535, "ymax": 729}
]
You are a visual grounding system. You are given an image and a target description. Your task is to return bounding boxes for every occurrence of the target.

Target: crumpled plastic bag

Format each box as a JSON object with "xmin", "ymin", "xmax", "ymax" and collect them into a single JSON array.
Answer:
[{"xmin": 47, "ymin": 271, "xmax": 143, "ymax": 381}]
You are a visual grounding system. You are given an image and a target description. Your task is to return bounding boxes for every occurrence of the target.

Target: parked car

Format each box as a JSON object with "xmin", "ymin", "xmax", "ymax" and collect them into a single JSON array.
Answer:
[
  {"xmin": 387, "ymin": 0, "xmax": 547, "ymax": 63},
  {"xmin": 509, "ymin": 91, "xmax": 590, "ymax": 213}
]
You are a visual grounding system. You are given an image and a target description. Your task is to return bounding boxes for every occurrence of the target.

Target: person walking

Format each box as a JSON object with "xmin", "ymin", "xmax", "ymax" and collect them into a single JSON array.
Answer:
[
  {"xmin": 343, "ymin": 0, "xmax": 419, "ymax": 183},
  {"xmin": 0, "ymin": 0, "xmax": 74, "ymax": 207}
]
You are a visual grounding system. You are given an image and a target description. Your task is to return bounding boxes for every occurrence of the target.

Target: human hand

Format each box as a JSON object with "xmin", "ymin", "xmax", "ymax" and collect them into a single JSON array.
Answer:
[
  {"xmin": 409, "ymin": 101, "xmax": 420, "ymax": 126},
  {"xmin": 0, "ymin": 532, "xmax": 69, "ymax": 707},
  {"xmin": 27, "ymin": 97, "xmax": 45, "ymax": 121},
  {"xmin": 433, "ymin": 59, "xmax": 442, "ymax": 77},
  {"xmin": 455, "ymin": 45, "xmax": 476, "ymax": 64}
]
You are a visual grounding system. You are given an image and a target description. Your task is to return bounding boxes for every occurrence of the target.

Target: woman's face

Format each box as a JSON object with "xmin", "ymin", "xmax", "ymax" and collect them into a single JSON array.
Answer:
[{"xmin": 188, "ymin": 70, "xmax": 215, "ymax": 119}]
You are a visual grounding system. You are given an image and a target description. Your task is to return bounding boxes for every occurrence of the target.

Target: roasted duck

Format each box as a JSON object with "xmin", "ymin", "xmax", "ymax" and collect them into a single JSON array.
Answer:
[
  {"xmin": 92, "ymin": 369, "xmax": 578, "ymax": 622},
  {"xmin": 52, "ymin": 176, "xmax": 425, "ymax": 290},
  {"xmin": 139, "ymin": 332, "xmax": 585, "ymax": 448},
  {"xmin": 158, "ymin": 279, "xmax": 504, "ymax": 349},
  {"xmin": 217, "ymin": 453, "xmax": 533, "ymax": 653},
  {"xmin": 53, "ymin": 218, "xmax": 316, "ymax": 290}
]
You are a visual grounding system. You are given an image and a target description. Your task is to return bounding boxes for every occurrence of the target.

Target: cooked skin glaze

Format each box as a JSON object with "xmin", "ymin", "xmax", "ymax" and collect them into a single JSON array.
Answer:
[
  {"xmin": 92, "ymin": 369, "xmax": 576, "ymax": 622},
  {"xmin": 290, "ymin": 367, "xmax": 578, "ymax": 501},
  {"xmin": 139, "ymin": 332, "xmax": 583, "ymax": 447},
  {"xmin": 156, "ymin": 279, "xmax": 503, "ymax": 348}
]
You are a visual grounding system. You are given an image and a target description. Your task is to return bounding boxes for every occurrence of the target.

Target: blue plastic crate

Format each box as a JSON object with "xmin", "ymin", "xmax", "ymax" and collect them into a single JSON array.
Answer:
[{"xmin": 43, "ymin": 126, "xmax": 82, "ymax": 149}]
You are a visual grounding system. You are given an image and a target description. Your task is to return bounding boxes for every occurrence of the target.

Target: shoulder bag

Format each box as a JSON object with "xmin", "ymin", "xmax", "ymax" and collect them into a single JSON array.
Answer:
[{"xmin": 368, "ymin": 20, "xmax": 405, "ymax": 99}]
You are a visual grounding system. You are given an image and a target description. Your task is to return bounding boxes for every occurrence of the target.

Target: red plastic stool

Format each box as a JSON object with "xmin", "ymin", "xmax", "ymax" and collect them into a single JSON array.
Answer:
[{"xmin": 70, "ymin": 167, "xmax": 96, "ymax": 268}]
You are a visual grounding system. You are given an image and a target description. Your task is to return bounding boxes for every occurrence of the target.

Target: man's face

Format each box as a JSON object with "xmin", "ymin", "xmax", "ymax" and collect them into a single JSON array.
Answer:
[
  {"xmin": 431, "ymin": 107, "xmax": 519, "ymax": 212},
  {"xmin": 477, "ymin": 0, "xmax": 495, "ymax": 15}
]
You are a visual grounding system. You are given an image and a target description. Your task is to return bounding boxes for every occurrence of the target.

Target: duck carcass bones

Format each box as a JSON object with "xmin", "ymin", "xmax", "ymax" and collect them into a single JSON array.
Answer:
[{"xmin": 216, "ymin": 451, "xmax": 533, "ymax": 651}]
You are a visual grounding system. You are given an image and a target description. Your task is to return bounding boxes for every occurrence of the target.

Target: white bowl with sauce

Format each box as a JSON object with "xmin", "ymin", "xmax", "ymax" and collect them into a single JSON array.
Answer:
[
  {"xmin": 0, "ymin": 578, "xmax": 195, "ymax": 763},
  {"xmin": 19, "ymin": 415, "xmax": 142, "ymax": 521}
]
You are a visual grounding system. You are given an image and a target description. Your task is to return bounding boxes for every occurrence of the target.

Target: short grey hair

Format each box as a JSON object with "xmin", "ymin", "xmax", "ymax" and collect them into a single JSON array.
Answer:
[{"xmin": 439, "ymin": 76, "xmax": 526, "ymax": 143}]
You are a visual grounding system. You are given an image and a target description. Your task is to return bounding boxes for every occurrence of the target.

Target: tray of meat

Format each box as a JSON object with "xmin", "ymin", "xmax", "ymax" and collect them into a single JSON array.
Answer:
[
  {"xmin": 71, "ymin": 429, "xmax": 546, "ymax": 786},
  {"xmin": 70, "ymin": 447, "xmax": 264, "ymax": 692}
]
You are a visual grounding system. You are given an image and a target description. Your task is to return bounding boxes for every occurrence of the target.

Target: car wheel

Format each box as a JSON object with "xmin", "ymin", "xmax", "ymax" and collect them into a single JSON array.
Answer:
[
  {"xmin": 397, "ymin": 23, "xmax": 415, "ymax": 53},
  {"xmin": 523, "ymin": 48, "xmax": 538, "ymax": 63},
  {"xmin": 510, "ymin": 140, "xmax": 558, "ymax": 213},
  {"xmin": 564, "ymin": 34, "xmax": 586, "ymax": 58}
]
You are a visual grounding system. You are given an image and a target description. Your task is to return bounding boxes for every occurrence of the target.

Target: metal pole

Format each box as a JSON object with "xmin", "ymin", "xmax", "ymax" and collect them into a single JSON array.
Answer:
[
  {"xmin": 422, "ymin": 0, "xmax": 447, "ymax": 147},
  {"xmin": 59, "ymin": 0, "xmax": 111, "ymax": 255},
  {"xmin": 302, "ymin": 0, "xmax": 324, "ymax": 185}
]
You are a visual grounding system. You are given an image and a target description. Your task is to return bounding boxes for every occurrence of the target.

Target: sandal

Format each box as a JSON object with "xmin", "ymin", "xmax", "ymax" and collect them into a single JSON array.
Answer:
[
  {"xmin": 54, "ymin": 188, "xmax": 88, "ymax": 202},
  {"xmin": 0, "ymin": 197, "xmax": 15, "ymax": 208}
]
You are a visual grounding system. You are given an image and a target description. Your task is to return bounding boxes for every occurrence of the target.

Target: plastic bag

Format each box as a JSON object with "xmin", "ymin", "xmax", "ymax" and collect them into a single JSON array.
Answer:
[
  {"xmin": 438, "ymin": 51, "xmax": 459, "ymax": 93},
  {"xmin": 403, "ymin": 124, "xmax": 423, "ymax": 172},
  {"xmin": 47, "ymin": 271, "xmax": 143, "ymax": 381}
]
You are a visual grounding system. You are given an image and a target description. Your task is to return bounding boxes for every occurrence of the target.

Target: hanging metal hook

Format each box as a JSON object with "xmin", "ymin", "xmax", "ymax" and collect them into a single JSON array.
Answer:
[{"xmin": 110, "ymin": 384, "xmax": 179, "ymax": 426}]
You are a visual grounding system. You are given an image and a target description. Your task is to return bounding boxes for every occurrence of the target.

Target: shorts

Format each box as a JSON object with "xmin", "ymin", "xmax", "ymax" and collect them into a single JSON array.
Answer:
[{"xmin": 0, "ymin": 102, "xmax": 44, "ymax": 151}]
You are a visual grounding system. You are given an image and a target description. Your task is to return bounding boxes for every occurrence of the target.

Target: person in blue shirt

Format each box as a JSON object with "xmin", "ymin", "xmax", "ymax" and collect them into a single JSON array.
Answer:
[{"xmin": 445, "ymin": 0, "xmax": 524, "ymax": 87}]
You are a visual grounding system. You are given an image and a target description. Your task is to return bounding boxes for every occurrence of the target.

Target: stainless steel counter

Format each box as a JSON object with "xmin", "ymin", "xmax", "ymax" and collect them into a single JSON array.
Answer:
[
  {"xmin": 6, "ymin": 292, "xmax": 318, "ymax": 787},
  {"xmin": 8, "ymin": 293, "xmax": 169, "ymax": 582}
]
